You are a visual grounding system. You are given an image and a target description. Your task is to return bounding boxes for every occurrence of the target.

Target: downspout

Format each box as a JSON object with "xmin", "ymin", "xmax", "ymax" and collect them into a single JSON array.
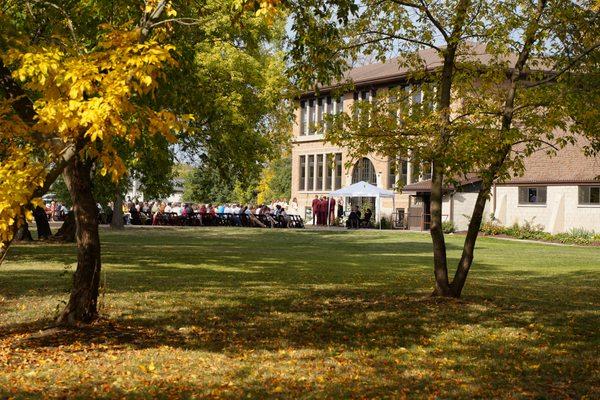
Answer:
[
  {"xmin": 492, "ymin": 183, "xmax": 497, "ymax": 220},
  {"xmin": 450, "ymin": 191, "xmax": 454, "ymax": 226}
]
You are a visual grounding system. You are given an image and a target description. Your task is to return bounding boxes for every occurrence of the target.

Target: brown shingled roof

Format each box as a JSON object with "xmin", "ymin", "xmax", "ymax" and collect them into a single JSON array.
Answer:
[
  {"xmin": 402, "ymin": 173, "xmax": 482, "ymax": 193},
  {"xmin": 309, "ymin": 43, "xmax": 521, "ymax": 93},
  {"xmin": 504, "ymin": 137, "xmax": 600, "ymax": 185}
]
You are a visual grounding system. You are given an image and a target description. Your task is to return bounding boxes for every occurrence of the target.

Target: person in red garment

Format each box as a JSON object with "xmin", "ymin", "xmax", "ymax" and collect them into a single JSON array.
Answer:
[
  {"xmin": 311, "ymin": 195, "xmax": 320, "ymax": 225},
  {"xmin": 319, "ymin": 196, "xmax": 328, "ymax": 225},
  {"xmin": 328, "ymin": 196, "xmax": 336, "ymax": 225}
]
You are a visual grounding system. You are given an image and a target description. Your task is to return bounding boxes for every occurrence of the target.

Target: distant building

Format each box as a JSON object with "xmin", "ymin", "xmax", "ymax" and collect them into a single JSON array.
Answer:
[{"xmin": 291, "ymin": 48, "xmax": 600, "ymax": 233}]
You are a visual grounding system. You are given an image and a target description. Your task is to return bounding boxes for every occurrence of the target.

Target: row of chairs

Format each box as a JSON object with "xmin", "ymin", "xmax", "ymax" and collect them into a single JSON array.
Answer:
[{"xmin": 149, "ymin": 212, "xmax": 304, "ymax": 229}]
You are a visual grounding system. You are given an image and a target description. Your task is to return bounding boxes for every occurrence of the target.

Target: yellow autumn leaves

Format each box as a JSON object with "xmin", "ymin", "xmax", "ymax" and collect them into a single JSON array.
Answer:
[
  {"xmin": 0, "ymin": 26, "xmax": 185, "ymax": 247},
  {"xmin": 0, "ymin": 147, "xmax": 45, "ymax": 248},
  {"xmin": 3, "ymin": 26, "xmax": 182, "ymax": 159}
]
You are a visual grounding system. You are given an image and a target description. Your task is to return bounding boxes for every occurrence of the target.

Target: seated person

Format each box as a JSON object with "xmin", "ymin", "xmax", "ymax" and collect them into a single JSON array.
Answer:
[
  {"xmin": 346, "ymin": 206, "xmax": 361, "ymax": 229},
  {"xmin": 361, "ymin": 208, "xmax": 373, "ymax": 227},
  {"xmin": 129, "ymin": 203, "xmax": 142, "ymax": 225}
]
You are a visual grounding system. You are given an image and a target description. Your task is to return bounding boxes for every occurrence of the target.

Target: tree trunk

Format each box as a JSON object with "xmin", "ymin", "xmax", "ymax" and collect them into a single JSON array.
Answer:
[
  {"xmin": 54, "ymin": 211, "xmax": 76, "ymax": 242},
  {"xmin": 14, "ymin": 220, "xmax": 33, "ymax": 242},
  {"xmin": 450, "ymin": 182, "xmax": 491, "ymax": 297},
  {"xmin": 447, "ymin": 1, "xmax": 548, "ymax": 298},
  {"xmin": 111, "ymin": 192, "xmax": 124, "ymax": 229},
  {"xmin": 430, "ymin": 161, "xmax": 452, "ymax": 296},
  {"xmin": 56, "ymin": 154, "xmax": 101, "ymax": 326},
  {"xmin": 33, "ymin": 206, "xmax": 53, "ymax": 239}
]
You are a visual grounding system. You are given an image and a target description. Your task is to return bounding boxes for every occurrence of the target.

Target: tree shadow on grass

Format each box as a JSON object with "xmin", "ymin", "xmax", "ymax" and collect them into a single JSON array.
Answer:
[
  {"xmin": 2, "ymin": 228, "xmax": 598, "ymax": 398},
  {"xmin": 3, "ymin": 278, "xmax": 597, "ymax": 399}
]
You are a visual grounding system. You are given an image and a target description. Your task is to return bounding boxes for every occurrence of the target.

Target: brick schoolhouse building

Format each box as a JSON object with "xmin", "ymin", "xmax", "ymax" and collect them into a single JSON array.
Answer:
[{"xmin": 290, "ymin": 49, "xmax": 600, "ymax": 233}]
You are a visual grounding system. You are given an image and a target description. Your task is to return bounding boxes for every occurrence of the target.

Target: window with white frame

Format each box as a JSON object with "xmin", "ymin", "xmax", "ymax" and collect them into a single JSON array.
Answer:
[
  {"xmin": 335, "ymin": 97, "xmax": 343, "ymax": 114},
  {"xmin": 334, "ymin": 153, "xmax": 342, "ymax": 189},
  {"xmin": 307, "ymin": 155, "xmax": 315, "ymax": 190},
  {"xmin": 518, "ymin": 186, "xmax": 547, "ymax": 205},
  {"xmin": 299, "ymin": 95, "xmax": 343, "ymax": 136},
  {"xmin": 579, "ymin": 186, "xmax": 600, "ymax": 205},
  {"xmin": 299, "ymin": 101, "xmax": 306, "ymax": 136},
  {"xmin": 299, "ymin": 152, "xmax": 343, "ymax": 192},
  {"xmin": 325, "ymin": 153, "xmax": 333, "ymax": 190},
  {"xmin": 299, "ymin": 155, "xmax": 306, "ymax": 190},
  {"xmin": 307, "ymin": 99, "xmax": 315, "ymax": 134},
  {"xmin": 400, "ymin": 159, "xmax": 408, "ymax": 186},
  {"xmin": 317, "ymin": 98, "xmax": 324, "ymax": 126},
  {"xmin": 388, "ymin": 159, "xmax": 397, "ymax": 190},
  {"xmin": 316, "ymin": 154, "xmax": 324, "ymax": 190}
]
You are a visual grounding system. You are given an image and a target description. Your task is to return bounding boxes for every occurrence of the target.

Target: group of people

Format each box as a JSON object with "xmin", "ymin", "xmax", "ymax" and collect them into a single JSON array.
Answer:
[
  {"xmin": 44, "ymin": 201, "xmax": 68, "ymax": 221},
  {"xmin": 346, "ymin": 205, "xmax": 373, "ymax": 229},
  {"xmin": 45, "ymin": 195, "xmax": 373, "ymax": 229},
  {"xmin": 103, "ymin": 199, "xmax": 302, "ymax": 229},
  {"xmin": 311, "ymin": 195, "xmax": 340, "ymax": 226}
]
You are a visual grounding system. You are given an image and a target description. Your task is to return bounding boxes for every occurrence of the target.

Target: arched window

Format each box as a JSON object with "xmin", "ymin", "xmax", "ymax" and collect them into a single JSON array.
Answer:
[{"xmin": 352, "ymin": 158, "xmax": 376, "ymax": 185}]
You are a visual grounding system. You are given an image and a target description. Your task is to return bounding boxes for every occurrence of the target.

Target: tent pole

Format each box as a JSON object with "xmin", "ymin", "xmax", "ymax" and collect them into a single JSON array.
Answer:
[
  {"xmin": 392, "ymin": 195, "xmax": 396, "ymax": 229},
  {"xmin": 327, "ymin": 194, "xmax": 331, "ymax": 227},
  {"xmin": 378, "ymin": 195, "xmax": 381, "ymax": 230}
]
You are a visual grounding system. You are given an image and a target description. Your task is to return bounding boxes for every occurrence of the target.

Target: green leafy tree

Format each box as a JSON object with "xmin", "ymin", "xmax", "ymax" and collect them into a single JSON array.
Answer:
[
  {"xmin": 183, "ymin": 166, "xmax": 235, "ymax": 204},
  {"xmin": 256, "ymin": 155, "xmax": 291, "ymax": 204},
  {"xmin": 284, "ymin": 0, "xmax": 600, "ymax": 297}
]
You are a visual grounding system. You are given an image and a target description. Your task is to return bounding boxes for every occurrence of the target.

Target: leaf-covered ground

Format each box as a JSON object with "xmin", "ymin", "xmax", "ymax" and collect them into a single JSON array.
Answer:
[{"xmin": 1, "ymin": 228, "xmax": 598, "ymax": 399}]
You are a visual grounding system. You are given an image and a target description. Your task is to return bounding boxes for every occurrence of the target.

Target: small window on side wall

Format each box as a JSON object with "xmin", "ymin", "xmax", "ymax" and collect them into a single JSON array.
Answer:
[
  {"xmin": 578, "ymin": 186, "xmax": 600, "ymax": 205},
  {"xmin": 518, "ymin": 186, "xmax": 547, "ymax": 205}
]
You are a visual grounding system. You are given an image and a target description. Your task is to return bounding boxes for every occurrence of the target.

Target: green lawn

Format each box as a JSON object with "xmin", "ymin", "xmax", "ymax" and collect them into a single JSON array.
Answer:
[{"xmin": 1, "ymin": 228, "xmax": 598, "ymax": 399}]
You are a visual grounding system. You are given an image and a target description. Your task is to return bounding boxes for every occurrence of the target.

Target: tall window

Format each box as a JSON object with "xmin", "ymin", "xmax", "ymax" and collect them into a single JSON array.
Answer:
[
  {"xmin": 352, "ymin": 157, "xmax": 376, "ymax": 185},
  {"xmin": 388, "ymin": 159, "xmax": 397, "ymax": 189},
  {"xmin": 318, "ymin": 98, "xmax": 325, "ymax": 125},
  {"xmin": 422, "ymin": 162, "xmax": 432, "ymax": 181},
  {"xmin": 335, "ymin": 97, "xmax": 343, "ymax": 114},
  {"xmin": 299, "ymin": 155, "xmax": 306, "ymax": 190},
  {"xmin": 325, "ymin": 154, "xmax": 333, "ymax": 190},
  {"xmin": 518, "ymin": 186, "xmax": 547, "ymax": 205},
  {"xmin": 316, "ymin": 154, "xmax": 324, "ymax": 190},
  {"xmin": 334, "ymin": 153, "xmax": 342, "ymax": 189},
  {"xmin": 411, "ymin": 162, "xmax": 421, "ymax": 183},
  {"xmin": 299, "ymin": 101, "xmax": 306, "ymax": 136},
  {"xmin": 422, "ymin": 83, "xmax": 436, "ymax": 112},
  {"xmin": 400, "ymin": 159, "xmax": 408, "ymax": 186},
  {"xmin": 412, "ymin": 86, "xmax": 422, "ymax": 105},
  {"xmin": 579, "ymin": 186, "xmax": 600, "ymax": 205},
  {"xmin": 325, "ymin": 97, "xmax": 332, "ymax": 131},
  {"xmin": 308, "ymin": 99, "xmax": 315, "ymax": 134},
  {"xmin": 307, "ymin": 155, "xmax": 315, "ymax": 191}
]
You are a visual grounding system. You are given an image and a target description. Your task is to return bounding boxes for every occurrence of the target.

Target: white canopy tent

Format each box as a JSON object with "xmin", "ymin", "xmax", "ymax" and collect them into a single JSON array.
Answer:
[{"xmin": 328, "ymin": 181, "xmax": 395, "ymax": 228}]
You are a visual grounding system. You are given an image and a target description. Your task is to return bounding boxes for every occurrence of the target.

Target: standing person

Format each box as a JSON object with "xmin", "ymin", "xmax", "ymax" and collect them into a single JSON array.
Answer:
[
  {"xmin": 337, "ymin": 199, "xmax": 344, "ymax": 220},
  {"xmin": 319, "ymin": 196, "xmax": 328, "ymax": 225},
  {"xmin": 328, "ymin": 196, "xmax": 336, "ymax": 225},
  {"xmin": 311, "ymin": 195, "xmax": 319, "ymax": 225},
  {"xmin": 49, "ymin": 201, "xmax": 57, "ymax": 221},
  {"xmin": 199, "ymin": 204, "xmax": 207, "ymax": 226},
  {"xmin": 33, "ymin": 206, "xmax": 52, "ymax": 239},
  {"xmin": 129, "ymin": 203, "xmax": 141, "ymax": 225}
]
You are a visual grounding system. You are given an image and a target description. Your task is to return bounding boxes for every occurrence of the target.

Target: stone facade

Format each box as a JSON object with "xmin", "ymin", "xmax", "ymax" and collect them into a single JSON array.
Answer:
[{"xmin": 290, "ymin": 92, "xmax": 425, "ymax": 223}]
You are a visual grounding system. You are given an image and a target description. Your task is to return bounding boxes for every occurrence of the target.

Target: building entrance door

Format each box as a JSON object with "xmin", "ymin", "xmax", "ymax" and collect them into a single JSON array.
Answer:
[{"xmin": 407, "ymin": 193, "xmax": 431, "ymax": 231}]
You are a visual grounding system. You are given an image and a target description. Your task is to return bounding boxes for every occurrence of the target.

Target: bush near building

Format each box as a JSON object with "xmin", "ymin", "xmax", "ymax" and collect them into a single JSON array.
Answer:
[{"xmin": 480, "ymin": 221, "xmax": 600, "ymax": 246}]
